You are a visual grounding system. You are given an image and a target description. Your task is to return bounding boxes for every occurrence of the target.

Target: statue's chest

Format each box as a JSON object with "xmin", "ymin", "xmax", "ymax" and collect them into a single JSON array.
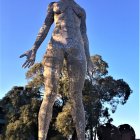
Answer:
[
  {"xmin": 53, "ymin": 3, "xmax": 67, "ymax": 14},
  {"xmin": 53, "ymin": 2, "xmax": 82, "ymax": 17}
]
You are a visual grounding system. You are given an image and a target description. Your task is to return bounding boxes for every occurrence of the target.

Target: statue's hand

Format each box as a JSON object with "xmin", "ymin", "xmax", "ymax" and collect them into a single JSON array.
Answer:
[
  {"xmin": 19, "ymin": 49, "xmax": 36, "ymax": 68},
  {"xmin": 87, "ymin": 59, "xmax": 94, "ymax": 76}
]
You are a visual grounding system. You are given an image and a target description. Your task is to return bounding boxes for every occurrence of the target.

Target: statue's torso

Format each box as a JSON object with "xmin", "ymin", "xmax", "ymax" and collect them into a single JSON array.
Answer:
[{"xmin": 52, "ymin": 1, "xmax": 84, "ymax": 43}]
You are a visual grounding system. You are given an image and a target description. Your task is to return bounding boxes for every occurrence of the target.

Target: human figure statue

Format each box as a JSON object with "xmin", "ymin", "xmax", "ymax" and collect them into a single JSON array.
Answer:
[{"xmin": 20, "ymin": 0, "xmax": 93, "ymax": 139}]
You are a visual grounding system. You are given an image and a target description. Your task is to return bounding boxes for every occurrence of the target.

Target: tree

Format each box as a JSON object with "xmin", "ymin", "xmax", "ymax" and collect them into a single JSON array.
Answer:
[
  {"xmin": 54, "ymin": 55, "xmax": 132, "ymax": 139},
  {"xmin": 0, "ymin": 86, "xmax": 67, "ymax": 140},
  {"xmin": 0, "ymin": 87, "xmax": 41, "ymax": 140},
  {"xmin": 25, "ymin": 63, "xmax": 44, "ymax": 90},
  {"xmin": 118, "ymin": 124, "xmax": 135, "ymax": 140},
  {"xmin": 55, "ymin": 102, "xmax": 74, "ymax": 139},
  {"xmin": 0, "ymin": 55, "xmax": 132, "ymax": 140},
  {"xmin": 97, "ymin": 123, "xmax": 122, "ymax": 140}
]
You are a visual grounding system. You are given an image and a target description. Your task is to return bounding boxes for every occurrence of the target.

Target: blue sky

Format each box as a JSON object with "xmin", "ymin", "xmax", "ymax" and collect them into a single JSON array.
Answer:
[{"xmin": 0, "ymin": 0, "xmax": 139, "ymax": 138}]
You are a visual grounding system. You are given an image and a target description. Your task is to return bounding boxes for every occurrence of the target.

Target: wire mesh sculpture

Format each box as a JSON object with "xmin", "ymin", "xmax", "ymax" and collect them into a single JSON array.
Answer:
[{"xmin": 20, "ymin": 0, "xmax": 93, "ymax": 139}]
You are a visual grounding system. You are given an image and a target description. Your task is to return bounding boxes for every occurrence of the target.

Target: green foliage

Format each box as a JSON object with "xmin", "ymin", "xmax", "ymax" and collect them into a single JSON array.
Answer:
[
  {"xmin": 0, "ymin": 87, "xmax": 66, "ymax": 140},
  {"xmin": 26, "ymin": 63, "xmax": 44, "ymax": 89},
  {"xmin": 98, "ymin": 76, "xmax": 132, "ymax": 105},
  {"xmin": 0, "ymin": 55, "xmax": 132, "ymax": 139},
  {"xmin": 55, "ymin": 55, "xmax": 132, "ymax": 139},
  {"xmin": 83, "ymin": 79, "xmax": 102, "ymax": 127},
  {"xmin": 55, "ymin": 102, "xmax": 74, "ymax": 137},
  {"xmin": 91, "ymin": 55, "xmax": 108, "ymax": 78},
  {"xmin": 0, "ymin": 87, "xmax": 41, "ymax": 140}
]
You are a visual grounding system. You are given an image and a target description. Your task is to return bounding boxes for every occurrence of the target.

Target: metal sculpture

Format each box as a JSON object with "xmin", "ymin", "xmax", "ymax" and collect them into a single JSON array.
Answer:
[{"xmin": 20, "ymin": 0, "xmax": 93, "ymax": 139}]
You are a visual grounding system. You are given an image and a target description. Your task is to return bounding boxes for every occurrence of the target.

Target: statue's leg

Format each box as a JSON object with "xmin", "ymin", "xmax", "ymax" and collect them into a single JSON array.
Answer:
[
  {"xmin": 38, "ymin": 42, "xmax": 64, "ymax": 140},
  {"xmin": 67, "ymin": 45, "xmax": 87, "ymax": 140}
]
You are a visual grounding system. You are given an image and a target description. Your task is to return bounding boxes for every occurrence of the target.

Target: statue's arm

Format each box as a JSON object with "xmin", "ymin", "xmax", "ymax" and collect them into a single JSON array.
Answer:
[
  {"xmin": 80, "ymin": 9, "xmax": 93, "ymax": 73},
  {"xmin": 19, "ymin": 2, "xmax": 54, "ymax": 68},
  {"xmin": 32, "ymin": 2, "xmax": 54, "ymax": 52},
  {"xmin": 80, "ymin": 9, "xmax": 91, "ymax": 63}
]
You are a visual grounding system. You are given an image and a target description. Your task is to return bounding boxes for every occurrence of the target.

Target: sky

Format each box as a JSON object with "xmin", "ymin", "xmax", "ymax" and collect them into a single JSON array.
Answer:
[{"xmin": 0, "ymin": 0, "xmax": 139, "ymax": 138}]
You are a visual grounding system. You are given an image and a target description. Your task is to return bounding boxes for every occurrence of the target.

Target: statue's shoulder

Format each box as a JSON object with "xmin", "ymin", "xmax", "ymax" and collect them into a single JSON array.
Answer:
[
  {"xmin": 47, "ymin": 2, "xmax": 57, "ymax": 12},
  {"xmin": 48, "ymin": 1, "xmax": 62, "ymax": 9},
  {"xmin": 48, "ymin": 2, "xmax": 56, "ymax": 7},
  {"xmin": 80, "ymin": 7, "xmax": 86, "ymax": 17},
  {"xmin": 77, "ymin": 5, "xmax": 86, "ymax": 16},
  {"xmin": 73, "ymin": 2, "xmax": 86, "ymax": 17}
]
